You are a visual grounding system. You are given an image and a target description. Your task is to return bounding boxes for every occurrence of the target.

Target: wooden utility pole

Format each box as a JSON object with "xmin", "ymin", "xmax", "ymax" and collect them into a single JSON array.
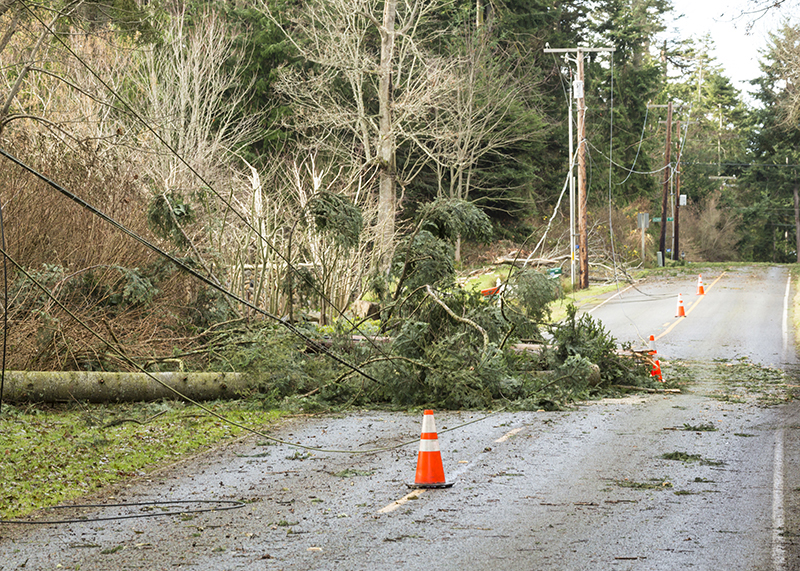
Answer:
[
  {"xmin": 673, "ymin": 125, "xmax": 681, "ymax": 261},
  {"xmin": 543, "ymin": 45, "xmax": 615, "ymax": 289},
  {"xmin": 576, "ymin": 50, "xmax": 589, "ymax": 288},
  {"xmin": 659, "ymin": 101, "xmax": 673, "ymax": 264}
]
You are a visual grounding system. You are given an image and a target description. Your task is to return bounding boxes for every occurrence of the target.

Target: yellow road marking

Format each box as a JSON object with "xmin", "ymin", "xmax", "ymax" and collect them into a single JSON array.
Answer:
[
  {"xmin": 378, "ymin": 489, "xmax": 426, "ymax": 514},
  {"xmin": 655, "ymin": 272, "xmax": 726, "ymax": 342},
  {"xmin": 495, "ymin": 427, "xmax": 523, "ymax": 443}
]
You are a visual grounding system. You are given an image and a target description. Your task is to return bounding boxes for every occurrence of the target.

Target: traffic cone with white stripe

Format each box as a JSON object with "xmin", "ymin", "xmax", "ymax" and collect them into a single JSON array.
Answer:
[
  {"xmin": 696, "ymin": 275, "xmax": 705, "ymax": 295},
  {"xmin": 675, "ymin": 293, "xmax": 686, "ymax": 317},
  {"xmin": 411, "ymin": 410, "xmax": 453, "ymax": 488},
  {"xmin": 648, "ymin": 334, "xmax": 657, "ymax": 356}
]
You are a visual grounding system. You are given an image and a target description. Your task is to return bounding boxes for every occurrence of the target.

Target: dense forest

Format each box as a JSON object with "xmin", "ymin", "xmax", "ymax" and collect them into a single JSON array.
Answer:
[{"xmin": 1, "ymin": 0, "xmax": 798, "ymax": 407}]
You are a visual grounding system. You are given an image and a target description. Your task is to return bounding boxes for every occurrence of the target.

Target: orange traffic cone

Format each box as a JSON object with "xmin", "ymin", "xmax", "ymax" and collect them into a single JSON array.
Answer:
[
  {"xmin": 411, "ymin": 410, "xmax": 453, "ymax": 489},
  {"xmin": 651, "ymin": 359, "xmax": 663, "ymax": 382},
  {"xmin": 696, "ymin": 275, "xmax": 705, "ymax": 295},
  {"xmin": 648, "ymin": 334, "xmax": 657, "ymax": 355},
  {"xmin": 675, "ymin": 293, "xmax": 686, "ymax": 317}
]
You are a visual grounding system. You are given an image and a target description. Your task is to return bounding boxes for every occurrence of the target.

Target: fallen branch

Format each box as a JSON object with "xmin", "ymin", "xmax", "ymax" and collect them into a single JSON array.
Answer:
[
  {"xmin": 425, "ymin": 284, "xmax": 489, "ymax": 362},
  {"xmin": 612, "ymin": 384, "xmax": 680, "ymax": 394},
  {"xmin": 495, "ymin": 254, "xmax": 568, "ymax": 267}
]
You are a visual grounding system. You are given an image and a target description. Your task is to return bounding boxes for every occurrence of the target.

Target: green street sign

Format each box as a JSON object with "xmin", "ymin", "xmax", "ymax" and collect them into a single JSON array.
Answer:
[
  {"xmin": 547, "ymin": 268, "xmax": 562, "ymax": 279},
  {"xmin": 652, "ymin": 217, "xmax": 662, "ymax": 222},
  {"xmin": 667, "ymin": 217, "xmax": 674, "ymax": 222}
]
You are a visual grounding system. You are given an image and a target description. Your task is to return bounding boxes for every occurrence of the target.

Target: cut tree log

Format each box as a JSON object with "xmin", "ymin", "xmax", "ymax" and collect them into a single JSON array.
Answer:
[{"xmin": 1, "ymin": 371, "xmax": 248, "ymax": 403}]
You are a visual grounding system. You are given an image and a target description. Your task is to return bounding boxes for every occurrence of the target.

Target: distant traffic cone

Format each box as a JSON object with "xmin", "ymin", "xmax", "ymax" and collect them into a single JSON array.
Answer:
[
  {"xmin": 411, "ymin": 410, "xmax": 453, "ymax": 489},
  {"xmin": 651, "ymin": 359, "xmax": 663, "ymax": 382},
  {"xmin": 696, "ymin": 275, "xmax": 705, "ymax": 295},
  {"xmin": 648, "ymin": 334, "xmax": 657, "ymax": 356},
  {"xmin": 675, "ymin": 293, "xmax": 686, "ymax": 317}
]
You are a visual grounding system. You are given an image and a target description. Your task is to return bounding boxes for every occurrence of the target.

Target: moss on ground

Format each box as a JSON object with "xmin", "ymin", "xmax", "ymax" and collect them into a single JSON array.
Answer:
[{"xmin": 0, "ymin": 401, "xmax": 284, "ymax": 519}]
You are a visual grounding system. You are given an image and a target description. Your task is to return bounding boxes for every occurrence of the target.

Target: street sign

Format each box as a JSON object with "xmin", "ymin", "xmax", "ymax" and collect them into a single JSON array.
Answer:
[{"xmin": 652, "ymin": 217, "xmax": 662, "ymax": 222}]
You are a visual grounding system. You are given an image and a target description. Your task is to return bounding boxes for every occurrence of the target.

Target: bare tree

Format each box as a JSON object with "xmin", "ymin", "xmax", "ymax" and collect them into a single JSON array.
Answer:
[
  {"xmin": 131, "ymin": 9, "xmax": 265, "ymax": 283},
  {"xmin": 403, "ymin": 23, "xmax": 541, "ymax": 260},
  {"xmin": 263, "ymin": 0, "xmax": 450, "ymax": 272},
  {"xmin": 0, "ymin": 0, "xmax": 85, "ymax": 137}
]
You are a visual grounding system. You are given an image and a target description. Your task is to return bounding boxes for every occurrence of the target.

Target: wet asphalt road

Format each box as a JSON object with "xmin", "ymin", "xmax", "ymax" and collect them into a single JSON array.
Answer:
[
  {"xmin": 582, "ymin": 265, "xmax": 797, "ymax": 367},
  {"xmin": 1, "ymin": 265, "xmax": 799, "ymax": 570}
]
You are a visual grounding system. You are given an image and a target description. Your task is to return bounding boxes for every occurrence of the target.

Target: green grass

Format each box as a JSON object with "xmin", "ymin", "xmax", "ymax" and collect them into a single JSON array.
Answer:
[
  {"xmin": 661, "ymin": 451, "xmax": 725, "ymax": 466},
  {"xmin": 0, "ymin": 401, "xmax": 284, "ymax": 519},
  {"xmin": 682, "ymin": 422, "xmax": 717, "ymax": 432},
  {"xmin": 614, "ymin": 478, "xmax": 673, "ymax": 490}
]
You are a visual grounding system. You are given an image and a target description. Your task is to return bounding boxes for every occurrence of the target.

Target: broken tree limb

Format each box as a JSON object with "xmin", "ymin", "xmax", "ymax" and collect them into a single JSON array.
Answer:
[
  {"xmin": 612, "ymin": 385, "xmax": 681, "ymax": 394},
  {"xmin": 425, "ymin": 284, "xmax": 489, "ymax": 362},
  {"xmin": 495, "ymin": 254, "xmax": 569, "ymax": 267}
]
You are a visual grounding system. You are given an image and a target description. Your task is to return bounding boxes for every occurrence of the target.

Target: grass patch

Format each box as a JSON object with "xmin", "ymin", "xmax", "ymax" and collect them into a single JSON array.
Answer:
[
  {"xmin": 661, "ymin": 451, "xmax": 724, "ymax": 466},
  {"xmin": 0, "ymin": 401, "xmax": 284, "ymax": 519},
  {"xmin": 676, "ymin": 359, "xmax": 795, "ymax": 406},
  {"xmin": 682, "ymin": 423, "xmax": 717, "ymax": 432},
  {"xmin": 662, "ymin": 451, "xmax": 703, "ymax": 462},
  {"xmin": 334, "ymin": 468, "xmax": 375, "ymax": 478},
  {"xmin": 614, "ymin": 478, "xmax": 673, "ymax": 490}
]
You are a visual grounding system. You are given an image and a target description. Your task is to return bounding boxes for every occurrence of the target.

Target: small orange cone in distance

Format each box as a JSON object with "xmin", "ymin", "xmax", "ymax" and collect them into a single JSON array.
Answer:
[
  {"xmin": 696, "ymin": 275, "xmax": 705, "ymax": 295},
  {"xmin": 648, "ymin": 335, "xmax": 657, "ymax": 355},
  {"xmin": 411, "ymin": 410, "xmax": 453, "ymax": 489},
  {"xmin": 676, "ymin": 293, "xmax": 686, "ymax": 317}
]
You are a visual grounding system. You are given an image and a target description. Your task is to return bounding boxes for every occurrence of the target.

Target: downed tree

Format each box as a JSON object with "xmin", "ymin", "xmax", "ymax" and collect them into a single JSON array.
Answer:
[{"xmin": 1, "ymin": 371, "xmax": 248, "ymax": 403}]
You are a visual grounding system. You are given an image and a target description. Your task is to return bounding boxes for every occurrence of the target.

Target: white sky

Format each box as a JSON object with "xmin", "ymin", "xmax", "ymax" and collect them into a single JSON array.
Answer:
[{"xmin": 662, "ymin": 0, "xmax": 793, "ymax": 99}]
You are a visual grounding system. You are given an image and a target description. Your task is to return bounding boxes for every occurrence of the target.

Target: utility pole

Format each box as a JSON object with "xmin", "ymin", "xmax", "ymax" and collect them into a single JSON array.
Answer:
[
  {"xmin": 673, "ymin": 122, "xmax": 681, "ymax": 261},
  {"xmin": 576, "ymin": 50, "xmax": 589, "ymax": 289},
  {"xmin": 568, "ymin": 73, "xmax": 575, "ymax": 289},
  {"xmin": 650, "ymin": 101, "xmax": 673, "ymax": 265},
  {"xmin": 660, "ymin": 102, "xmax": 672, "ymax": 264},
  {"xmin": 544, "ymin": 45, "xmax": 615, "ymax": 289}
]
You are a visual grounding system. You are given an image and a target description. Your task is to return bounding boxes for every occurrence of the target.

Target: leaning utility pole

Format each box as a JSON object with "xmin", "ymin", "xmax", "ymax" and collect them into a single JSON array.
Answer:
[{"xmin": 544, "ymin": 45, "xmax": 615, "ymax": 289}]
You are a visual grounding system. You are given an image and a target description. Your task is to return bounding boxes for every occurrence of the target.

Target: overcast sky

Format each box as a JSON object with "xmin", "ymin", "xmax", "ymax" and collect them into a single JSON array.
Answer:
[{"xmin": 662, "ymin": 0, "xmax": 792, "ymax": 98}]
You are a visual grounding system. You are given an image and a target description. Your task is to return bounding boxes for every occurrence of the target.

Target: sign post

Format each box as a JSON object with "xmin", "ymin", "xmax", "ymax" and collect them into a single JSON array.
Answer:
[{"xmin": 637, "ymin": 213, "xmax": 650, "ymax": 263}]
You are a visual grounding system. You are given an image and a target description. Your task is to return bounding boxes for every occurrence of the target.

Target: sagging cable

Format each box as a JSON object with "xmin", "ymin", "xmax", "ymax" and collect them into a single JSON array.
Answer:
[
  {"xmin": 0, "ymin": 249, "xmax": 504, "ymax": 457},
  {"xmin": 0, "ymin": 146, "xmax": 382, "ymax": 387},
  {"xmin": 17, "ymin": 0, "xmax": 387, "ymax": 359},
  {"xmin": 1, "ymin": 500, "xmax": 246, "ymax": 525}
]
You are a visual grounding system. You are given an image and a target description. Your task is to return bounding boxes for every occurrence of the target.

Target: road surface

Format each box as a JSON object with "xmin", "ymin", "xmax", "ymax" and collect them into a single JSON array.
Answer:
[{"xmin": 1, "ymin": 265, "xmax": 798, "ymax": 570}]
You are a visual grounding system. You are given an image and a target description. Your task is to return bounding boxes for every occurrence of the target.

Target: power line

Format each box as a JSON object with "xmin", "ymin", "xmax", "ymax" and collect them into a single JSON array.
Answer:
[
  {"xmin": 0, "ymin": 147, "xmax": 383, "ymax": 386},
  {"xmin": 16, "ymin": 0, "xmax": 387, "ymax": 358}
]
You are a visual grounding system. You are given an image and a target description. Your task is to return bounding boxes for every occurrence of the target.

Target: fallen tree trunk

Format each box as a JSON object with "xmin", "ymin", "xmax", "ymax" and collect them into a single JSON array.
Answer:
[{"xmin": 1, "ymin": 371, "xmax": 248, "ymax": 403}]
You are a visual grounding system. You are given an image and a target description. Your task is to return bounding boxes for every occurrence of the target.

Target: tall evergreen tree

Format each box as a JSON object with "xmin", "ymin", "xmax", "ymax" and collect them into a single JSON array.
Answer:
[{"xmin": 738, "ymin": 23, "xmax": 800, "ymax": 262}]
